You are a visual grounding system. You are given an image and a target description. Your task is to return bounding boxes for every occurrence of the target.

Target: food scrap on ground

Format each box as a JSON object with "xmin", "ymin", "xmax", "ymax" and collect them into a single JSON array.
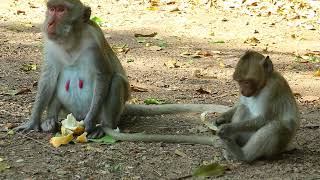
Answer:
[{"xmin": 49, "ymin": 114, "xmax": 87, "ymax": 148}]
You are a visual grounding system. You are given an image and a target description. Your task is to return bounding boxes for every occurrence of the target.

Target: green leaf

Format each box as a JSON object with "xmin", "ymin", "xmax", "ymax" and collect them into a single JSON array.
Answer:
[
  {"xmin": 7, "ymin": 130, "xmax": 14, "ymax": 135},
  {"xmin": 144, "ymin": 98, "xmax": 163, "ymax": 105},
  {"xmin": 111, "ymin": 163, "xmax": 122, "ymax": 172},
  {"xmin": 294, "ymin": 55, "xmax": 320, "ymax": 63},
  {"xmin": 4, "ymin": 89, "xmax": 19, "ymax": 96},
  {"xmin": 193, "ymin": 163, "xmax": 226, "ymax": 177},
  {"xmin": 21, "ymin": 63, "xmax": 37, "ymax": 72},
  {"xmin": 88, "ymin": 135, "xmax": 117, "ymax": 144},
  {"xmin": 127, "ymin": 59, "xmax": 134, "ymax": 63},
  {"xmin": 187, "ymin": 59, "xmax": 194, "ymax": 65},
  {"xmin": 0, "ymin": 162, "xmax": 10, "ymax": 172},
  {"xmin": 210, "ymin": 40, "xmax": 225, "ymax": 44},
  {"xmin": 157, "ymin": 40, "xmax": 168, "ymax": 48},
  {"xmin": 90, "ymin": 16, "xmax": 103, "ymax": 26},
  {"xmin": 136, "ymin": 37, "xmax": 146, "ymax": 43}
]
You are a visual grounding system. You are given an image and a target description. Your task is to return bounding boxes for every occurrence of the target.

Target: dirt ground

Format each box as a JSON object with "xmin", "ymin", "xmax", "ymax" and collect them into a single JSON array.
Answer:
[{"xmin": 0, "ymin": 0, "xmax": 320, "ymax": 179}]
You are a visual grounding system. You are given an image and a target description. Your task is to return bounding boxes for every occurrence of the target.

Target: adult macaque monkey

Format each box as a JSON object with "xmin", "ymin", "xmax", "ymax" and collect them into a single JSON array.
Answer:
[
  {"xmin": 16, "ymin": 0, "xmax": 228, "ymax": 145},
  {"xmin": 212, "ymin": 51, "xmax": 299, "ymax": 162}
]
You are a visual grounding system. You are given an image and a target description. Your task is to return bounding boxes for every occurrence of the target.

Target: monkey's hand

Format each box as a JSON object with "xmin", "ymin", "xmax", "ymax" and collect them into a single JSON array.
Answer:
[
  {"xmin": 83, "ymin": 118, "xmax": 105, "ymax": 138},
  {"xmin": 41, "ymin": 118, "xmax": 59, "ymax": 133},
  {"xmin": 217, "ymin": 124, "xmax": 233, "ymax": 139},
  {"xmin": 14, "ymin": 119, "xmax": 41, "ymax": 132},
  {"xmin": 87, "ymin": 126, "xmax": 105, "ymax": 139},
  {"xmin": 214, "ymin": 116, "xmax": 228, "ymax": 127},
  {"xmin": 83, "ymin": 118, "xmax": 95, "ymax": 134}
]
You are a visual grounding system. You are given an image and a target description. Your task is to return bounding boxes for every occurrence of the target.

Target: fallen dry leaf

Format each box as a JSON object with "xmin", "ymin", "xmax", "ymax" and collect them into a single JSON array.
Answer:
[
  {"xmin": 193, "ymin": 69, "xmax": 202, "ymax": 78},
  {"xmin": 306, "ymin": 51, "xmax": 320, "ymax": 56},
  {"xmin": 4, "ymin": 123, "xmax": 17, "ymax": 130},
  {"xmin": 196, "ymin": 87, "xmax": 210, "ymax": 94},
  {"xmin": 149, "ymin": 45, "xmax": 162, "ymax": 51},
  {"xmin": 219, "ymin": 62, "xmax": 225, "ymax": 68},
  {"xmin": 175, "ymin": 149, "xmax": 187, "ymax": 157},
  {"xmin": 17, "ymin": 10, "xmax": 26, "ymax": 15},
  {"xmin": 134, "ymin": 32, "xmax": 158, "ymax": 37},
  {"xmin": 211, "ymin": 51, "xmax": 222, "ymax": 54},
  {"xmin": 194, "ymin": 50, "xmax": 213, "ymax": 57},
  {"xmin": 130, "ymin": 85, "xmax": 148, "ymax": 92},
  {"xmin": 127, "ymin": 98, "xmax": 140, "ymax": 104},
  {"xmin": 164, "ymin": 59, "xmax": 180, "ymax": 68},
  {"xmin": 302, "ymin": 96, "xmax": 320, "ymax": 102},
  {"xmin": 244, "ymin": 37, "xmax": 260, "ymax": 46},
  {"xmin": 146, "ymin": 6, "xmax": 159, "ymax": 11},
  {"xmin": 14, "ymin": 88, "xmax": 31, "ymax": 95},
  {"xmin": 4, "ymin": 88, "xmax": 31, "ymax": 96}
]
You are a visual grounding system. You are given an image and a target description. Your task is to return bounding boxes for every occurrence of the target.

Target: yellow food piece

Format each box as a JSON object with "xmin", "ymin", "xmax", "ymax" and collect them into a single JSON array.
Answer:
[
  {"xmin": 50, "ymin": 134, "xmax": 73, "ymax": 148},
  {"xmin": 61, "ymin": 126, "xmax": 73, "ymax": 136},
  {"xmin": 75, "ymin": 132, "xmax": 88, "ymax": 143},
  {"xmin": 61, "ymin": 114, "xmax": 85, "ymax": 135},
  {"xmin": 73, "ymin": 126, "xmax": 85, "ymax": 136},
  {"xmin": 315, "ymin": 70, "xmax": 320, "ymax": 77}
]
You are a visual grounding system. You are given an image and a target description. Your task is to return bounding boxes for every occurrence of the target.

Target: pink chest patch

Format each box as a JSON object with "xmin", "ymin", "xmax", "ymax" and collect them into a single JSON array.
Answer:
[
  {"xmin": 79, "ymin": 79, "xmax": 84, "ymax": 89},
  {"xmin": 65, "ymin": 80, "xmax": 70, "ymax": 91},
  {"xmin": 65, "ymin": 79, "xmax": 84, "ymax": 92}
]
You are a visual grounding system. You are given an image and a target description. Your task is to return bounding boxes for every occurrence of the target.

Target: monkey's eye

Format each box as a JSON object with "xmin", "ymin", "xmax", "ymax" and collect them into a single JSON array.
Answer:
[
  {"xmin": 239, "ymin": 80, "xmax": 250, "ymax": 86},
  {"xmin": 49, "ymin": 7, "xmax": 55, "ymax": 12},
  {"xmin": 56, "ymin": 6, "xmax": 66, "ymax": 12}
]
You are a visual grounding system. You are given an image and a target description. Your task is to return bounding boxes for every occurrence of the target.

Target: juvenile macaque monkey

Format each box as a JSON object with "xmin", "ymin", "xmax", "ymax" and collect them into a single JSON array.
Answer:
[
  {"xmin": 212, "ymin": 51, "xmax": 300, "ymax": 162},
  {"xmin": 16, "ymin": 0, "xmax": 228, "ymax": 145}
]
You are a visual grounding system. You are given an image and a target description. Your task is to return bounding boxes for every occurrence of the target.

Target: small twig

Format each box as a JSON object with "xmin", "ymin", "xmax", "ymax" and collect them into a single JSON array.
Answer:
[
  {"xmin": 171, "ymin": 175, "xmax": 193, "ymax": 180},
  {"xmin": 153, "ymin": 169, "xmax": 162, "ymax": 177},
  {"xmin": 16, "ymin": 131, "xmax": 61, "ymax": 155},
  {"xmin": 210, "ymin": 93, "xmax": 229, "ymax": 100}
]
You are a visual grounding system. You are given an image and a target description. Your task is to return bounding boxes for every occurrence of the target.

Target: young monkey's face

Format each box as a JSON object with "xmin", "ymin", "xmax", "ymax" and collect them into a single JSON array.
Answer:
[
  {"xmin": 233, "ymin": 51, "xmax": 273, "ymax": 97},
  {"xmin": 237, "ymin": 79, "xmax": 259, "ymax": 97}
]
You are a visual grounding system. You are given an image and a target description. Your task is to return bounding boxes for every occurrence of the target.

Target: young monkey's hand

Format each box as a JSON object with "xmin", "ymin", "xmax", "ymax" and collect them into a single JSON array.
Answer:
[
  {"xmin": 217, "ymin": 124, "xmax": 233, "ymax": 139},
  {"xmin": 214, "ymin": 116, "xmax": 228, "ymax": 127}
]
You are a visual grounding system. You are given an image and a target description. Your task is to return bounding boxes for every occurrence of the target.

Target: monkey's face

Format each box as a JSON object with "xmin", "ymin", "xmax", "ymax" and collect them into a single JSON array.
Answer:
[
  {"xmin": 43, "ymin": 4, "xmax": 68, "ymax": 39},
  {"xmin": 237, "ymin": 80, "xmax": 259, "ymax": 97},
  {"xmin": 43, "ymin": 1, "xmax": 84, "ymax": 41},
  {"xmin": 233, "ymin": 51, "xmax": 273, "ymax": 97}
]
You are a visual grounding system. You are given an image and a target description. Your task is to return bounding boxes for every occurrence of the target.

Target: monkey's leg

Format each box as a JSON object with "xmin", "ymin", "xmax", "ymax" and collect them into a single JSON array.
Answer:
[
  {"xmin": 41, "ymin": 96, "xmax": 62, "ymax": 133},
  {"xmin": 88, "ymin": 74, "xmax": 127, "ymax": 138},
  {"xmin": 223, "ymin": 121, "xmax": 287, "ymax": 162}
]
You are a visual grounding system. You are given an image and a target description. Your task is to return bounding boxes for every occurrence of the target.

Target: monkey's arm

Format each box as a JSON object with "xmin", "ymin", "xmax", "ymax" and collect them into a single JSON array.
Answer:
[
  {"xmin": 215, "ymin": 106, "xmax": 237, "ymax": 125},
  {"xmin": 218, "ymin": 115, "xmax": 269, "ymax": 138},
  {"xmin": 83, "ymin": 49, "xmax": 112, "ymax": 132},
  {"xmin": 16, "ymin": 63, "xmax": 58, "ymax": 131},
  {"xmin": 232, "ymin": 116, "xmax": 268, "ymax": 132}
]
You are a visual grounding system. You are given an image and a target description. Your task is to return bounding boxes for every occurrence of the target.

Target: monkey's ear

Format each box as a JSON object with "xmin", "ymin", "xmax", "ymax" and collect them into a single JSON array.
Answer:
[
  {"xmin": 262, "ymin": 56, "xmax": 273, "ymax": 73},
  {"xmin": 83, "ymin": 6, "xmax": 91, "ymax": 23}
]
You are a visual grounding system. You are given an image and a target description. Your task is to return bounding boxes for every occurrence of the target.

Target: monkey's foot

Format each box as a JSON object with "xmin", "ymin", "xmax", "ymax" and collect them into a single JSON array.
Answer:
[
  {"xmin": 217, "ymin": 124, "xmax": 233, "ymax": 139},
  {"xmin": 14, "ymin": 120, "xmax": 41, "ymax": 132},
  {"xmin": 41, "ymin": 118, "xmax": 60, "ymax": 133},
  {"xmin": 222, "ymin": 149, "xmax": 237, "ymax": 162},
  {"xmin": 87, "ymin": 127, "xmax": 105, "ymax": 139}
]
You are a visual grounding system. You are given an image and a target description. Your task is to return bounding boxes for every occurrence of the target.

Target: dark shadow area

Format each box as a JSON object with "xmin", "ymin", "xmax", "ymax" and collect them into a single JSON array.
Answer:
[{"xmin": 0, "ymin": 21, "xmax": 42, "ymax": 34}]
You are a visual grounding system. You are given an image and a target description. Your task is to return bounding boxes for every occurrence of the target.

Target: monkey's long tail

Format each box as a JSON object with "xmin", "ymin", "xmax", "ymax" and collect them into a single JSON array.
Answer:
[
  {"xmin": 123, "ymin": 104, "xmax": 230, "ymax": 116},
  {"xmin": 104, "ymin": 127, "xmax": 220, "ymax": 146}
]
